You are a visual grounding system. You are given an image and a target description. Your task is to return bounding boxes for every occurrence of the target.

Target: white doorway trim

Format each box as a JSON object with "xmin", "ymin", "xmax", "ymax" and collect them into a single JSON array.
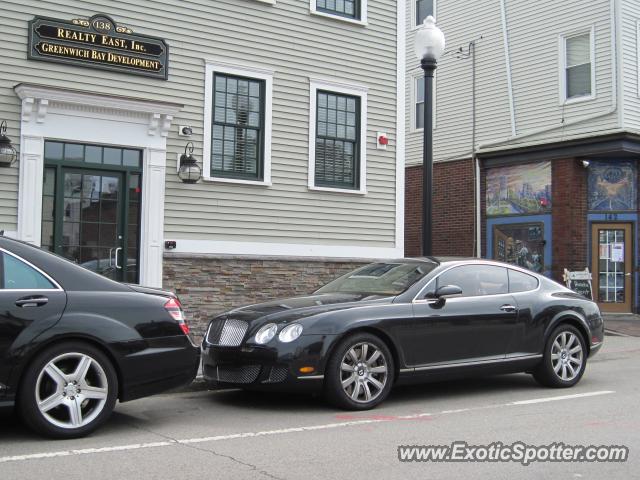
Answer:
[{"xmin": 14, "ymin": 84, "xmax": 182, "ymax": 288}]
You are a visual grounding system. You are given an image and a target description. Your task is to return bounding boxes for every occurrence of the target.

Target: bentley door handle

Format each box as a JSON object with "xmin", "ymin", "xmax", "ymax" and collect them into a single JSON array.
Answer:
[
  {"xmin": 500, "ymin": 304, "xmax": 517, "ymax": 313},
  {"xmin": 15, "ymin": 296, "xmax": 49, "ymax": 308}
]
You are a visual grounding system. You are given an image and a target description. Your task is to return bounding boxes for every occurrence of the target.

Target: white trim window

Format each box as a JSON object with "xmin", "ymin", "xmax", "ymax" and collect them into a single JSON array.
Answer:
[
  {"xmin": 560, "ymin": 28, "xmax": 595, "ymax": 103},
  {"xmin": 308, "ymin": 79, "xmax": 368, "ymax": 194},
  {"xmin": 203, "ymin": 62, "xmax": 273, "ymax": 186},
  {"xmin": 412, "ymin": 0, "xmax": 435, "ymax": 28},
  {"xmin": 410, "ymin": 72, "xmax": 435, "ymax": 132},
  {"xmin": 413, "ymin": 74, "xmax": 425, "ymax": 131},
  {"xmin": 310, "ymin": 0, "xmax": 368, "ymax": 25}
]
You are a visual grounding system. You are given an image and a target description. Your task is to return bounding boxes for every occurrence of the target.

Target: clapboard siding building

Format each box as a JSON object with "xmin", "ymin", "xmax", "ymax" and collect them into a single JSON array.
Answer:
[
  {"xmin": 405, "ymin": 0, "xmax": 640, "ymax": 313},
  {"xmin": 2, "ymin": 0, "xmax": 405, "ymax": 334}
]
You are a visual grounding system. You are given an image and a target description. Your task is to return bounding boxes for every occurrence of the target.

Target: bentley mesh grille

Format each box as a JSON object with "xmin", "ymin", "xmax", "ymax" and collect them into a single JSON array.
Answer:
[
  {"xmin": 207, "ymin": 318, "xmax": 248, "ymax": 347},
  {"xmin": 217, "ymin": 365, "xmax": 261, "ymax": 384},
  {"xmin": 262, "ymin": 366, "xmax": 288, "ymax": 384}
]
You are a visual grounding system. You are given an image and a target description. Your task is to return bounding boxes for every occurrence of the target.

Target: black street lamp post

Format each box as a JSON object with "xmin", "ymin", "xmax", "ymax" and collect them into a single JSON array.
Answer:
[{"xmin": 414, "ymin": 16, "xmax": 445, "ymax": 257}]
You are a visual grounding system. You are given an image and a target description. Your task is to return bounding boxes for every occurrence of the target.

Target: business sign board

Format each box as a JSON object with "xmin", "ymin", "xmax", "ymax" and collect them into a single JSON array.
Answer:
[
  {"xmin": 563, "ymin": 268, "xmax": 593, "ymax": 300},
  {"xmin": 28, "ymin": 14, "xmax": 169, "ymax": 79}
]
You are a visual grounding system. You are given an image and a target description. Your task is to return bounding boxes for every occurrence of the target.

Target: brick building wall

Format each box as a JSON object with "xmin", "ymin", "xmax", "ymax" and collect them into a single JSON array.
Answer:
[
  {"xmin": 551, "ymin": 158, "xmax": 588, "ymax": 280},
  {"xmin": 163, "ymin": 256, "xmax": 365, "ymax": 341},
  {"xmin": 405, "ymin": 159, "xmax": 476, "ymax": 257}
]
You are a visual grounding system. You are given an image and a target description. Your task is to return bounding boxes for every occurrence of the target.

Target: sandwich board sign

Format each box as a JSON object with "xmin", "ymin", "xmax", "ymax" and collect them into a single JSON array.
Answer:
[{"xmin": 563, "ymin": 268, "xmax": 593, "ymax": 300}]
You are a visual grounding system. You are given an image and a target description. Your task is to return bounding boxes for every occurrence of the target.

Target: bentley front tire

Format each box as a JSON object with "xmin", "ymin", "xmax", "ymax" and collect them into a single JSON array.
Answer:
[
  {"xmin": 324, "ymin": 333, "xmax": 394, "ymax": 410},
  {"xmin": 19, "ymin": 341, "xmax": 118, "ymax": 439},
  {"xmin": 532, "ymin": 324, "xmax": 587, "ymax": 388}
]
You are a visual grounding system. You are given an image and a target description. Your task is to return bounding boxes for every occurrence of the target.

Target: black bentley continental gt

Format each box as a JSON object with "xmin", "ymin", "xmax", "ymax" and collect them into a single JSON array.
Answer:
[
  {"xmin": 0, "ymin": 236, "xmax": 199, "ymax": 438},
  {"xmin": 202, "ymin": 258, "xmax": 604, "ymax": 410}
]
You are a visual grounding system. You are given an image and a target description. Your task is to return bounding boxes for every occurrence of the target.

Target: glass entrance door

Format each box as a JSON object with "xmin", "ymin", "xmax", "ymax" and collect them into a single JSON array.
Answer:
[
  {"xmin": 41, "ymin": 141, "xmax": 142, "ymax": 283},
  {"xmin": 591, "ymin": 223, "xmax": 633, "ymax": 313}
]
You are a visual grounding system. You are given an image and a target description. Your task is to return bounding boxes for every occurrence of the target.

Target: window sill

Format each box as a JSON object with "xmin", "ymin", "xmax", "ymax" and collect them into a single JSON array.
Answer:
[
  {"xmin": 560, "ymin": 94, "xmax": 596, "ymax": 106},
  {"xmin": 253, "ymin": 0, "xmax": 276, "ymax": 3},
  {"xmin": 308, "ymin": 185, "xmax": 367, "ymax": 195},
  {"xmin": 203, "ymin": 176, "xmax": 272, "ymax": 187},
  {"xmin": 310, "ymin": 9, "xmax": 367, "ymax": 26}
]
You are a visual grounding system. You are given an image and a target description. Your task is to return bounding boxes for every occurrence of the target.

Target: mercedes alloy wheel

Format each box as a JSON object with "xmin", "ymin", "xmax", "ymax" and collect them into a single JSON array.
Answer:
[{"xmin": 19, "ymin": 342, "xmax": 118, "ymax": 438}]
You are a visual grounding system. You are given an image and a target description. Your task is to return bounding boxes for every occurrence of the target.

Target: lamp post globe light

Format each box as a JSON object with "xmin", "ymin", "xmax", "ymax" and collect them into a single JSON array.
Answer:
[
  {"xmin": 178, "ymin": 141, "xmax": 202, "ymax": 184},
  {"xmin": 414, "ymin": 15, "xmax": 445, "ymax": 256}
]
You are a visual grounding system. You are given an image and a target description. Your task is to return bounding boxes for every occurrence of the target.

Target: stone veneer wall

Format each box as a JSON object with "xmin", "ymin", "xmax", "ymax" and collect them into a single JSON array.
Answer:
[{"xmin": 163, "ymin": 255, "xmax": 367, "ymax": 341}]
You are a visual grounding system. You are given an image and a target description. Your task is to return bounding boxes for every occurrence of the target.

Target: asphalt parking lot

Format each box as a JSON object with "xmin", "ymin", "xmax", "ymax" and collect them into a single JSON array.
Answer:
[{"xmin": 1, "ymin": 335, "xmax": 638, "ymax": 480}]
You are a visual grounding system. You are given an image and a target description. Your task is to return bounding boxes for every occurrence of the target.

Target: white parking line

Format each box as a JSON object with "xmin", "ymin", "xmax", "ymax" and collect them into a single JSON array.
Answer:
[
  {"xmin": 0, "ymin": 390, "xmax": 615, "ymax": 464},
  {"xmin": 511, "ymin": 390, "xmax": 615, "ymax": 405}
]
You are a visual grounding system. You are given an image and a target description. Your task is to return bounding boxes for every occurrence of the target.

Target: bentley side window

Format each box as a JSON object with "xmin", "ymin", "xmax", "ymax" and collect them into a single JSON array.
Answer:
[
  {"xmin": 436, "ymin": 265, "xmax": 508, "ymax": 297},
  {"xmin": 508, "ymin": 269, "xmax": 539, "ymax": 293}
]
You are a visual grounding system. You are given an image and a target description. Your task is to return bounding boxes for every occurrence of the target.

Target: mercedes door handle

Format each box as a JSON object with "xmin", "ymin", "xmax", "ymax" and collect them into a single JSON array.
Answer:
[
  {"xmin": 15, "ymin": 296, "xmax": 49, "ymax": 308},
  {"xmin": 500, "ymin": 304, "xmax": 517, "ymax": 313}
]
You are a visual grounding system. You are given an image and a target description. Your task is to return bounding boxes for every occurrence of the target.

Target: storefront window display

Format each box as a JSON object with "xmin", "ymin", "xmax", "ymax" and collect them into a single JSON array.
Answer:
[{"xmin": 493, "ymin": 223, "xmax": 545, "ymax": 273}]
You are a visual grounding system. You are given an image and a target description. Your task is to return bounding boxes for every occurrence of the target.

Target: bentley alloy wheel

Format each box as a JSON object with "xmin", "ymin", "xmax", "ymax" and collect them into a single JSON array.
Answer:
[
  {"xmin": 325, "ymin": 333, "xmax": 394, "ymax": 410},
  {"xmin": 340, "ymin": 342, "xmax": 389, "ymax": 404},
  {"xmin": 532, "ymin": 324, "xmax": 587, "ymax": 388},
  {"xmin": 550, "ymin": 331, "xmax": 584, "ymax": 382}
]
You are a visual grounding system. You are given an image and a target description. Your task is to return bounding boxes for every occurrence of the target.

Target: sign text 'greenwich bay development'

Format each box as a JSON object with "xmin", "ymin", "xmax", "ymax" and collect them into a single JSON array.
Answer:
[{"xmin": 28, "ymin": 14, "xmax": 169, "ymax": 79}]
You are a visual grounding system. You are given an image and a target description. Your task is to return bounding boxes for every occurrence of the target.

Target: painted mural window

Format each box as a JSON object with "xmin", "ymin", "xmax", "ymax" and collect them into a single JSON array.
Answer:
[
  {"xmin": 486, "ymin": 162, "xmax": 551, "ymax": 216},
  {"xmin": 493, "ymin": 223, "xmax": 545, "ymax": 274},
  {"xmin": 588, "ymin": 161, "xmax": 637, "ymax": 211}
]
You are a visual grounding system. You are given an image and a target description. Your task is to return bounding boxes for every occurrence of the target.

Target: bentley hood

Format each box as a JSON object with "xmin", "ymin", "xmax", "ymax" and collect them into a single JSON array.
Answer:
[{"xmin": 214, "ymin": 292, "xmax": 393, "ymax": 330}]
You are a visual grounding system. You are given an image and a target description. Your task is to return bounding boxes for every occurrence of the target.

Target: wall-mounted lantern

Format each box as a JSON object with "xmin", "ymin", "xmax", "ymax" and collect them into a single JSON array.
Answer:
[
  {"xmin": 178, "ymin": 142, "xmax": 201, "ymax": 184},
  {"xmin": 0, "ymin": 121, "xmax": 18, "ymax": 167}
]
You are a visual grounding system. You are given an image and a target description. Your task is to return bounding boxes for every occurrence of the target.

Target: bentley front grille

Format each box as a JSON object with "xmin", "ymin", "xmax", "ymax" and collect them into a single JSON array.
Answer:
[
  {"xmin": 262, "ymin": 366, "xmax": 288, "ymax": 384},
  {"xmin": 216, "ymin": 365, "xmax": 261, "ymax": 384},
  {"xmin": 206, "ymin": 318, "xmax": 249, "ymax": 347}
]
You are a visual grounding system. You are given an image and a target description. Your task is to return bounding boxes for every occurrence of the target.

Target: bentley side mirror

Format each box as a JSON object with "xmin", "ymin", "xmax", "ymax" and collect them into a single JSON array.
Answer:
[{"xmin": 434, "ymin": 285, "xmax": 463, "ymax": 298}]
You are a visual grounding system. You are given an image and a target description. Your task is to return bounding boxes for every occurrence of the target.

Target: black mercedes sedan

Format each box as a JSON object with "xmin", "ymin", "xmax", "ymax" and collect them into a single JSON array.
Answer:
[
  {"xmin": 202, "ymin": 258, "xmax": 604, "ymax": 410},
  {"xmin": 0, "ymin": 236, "xmax": 199, "ymax": 438}
]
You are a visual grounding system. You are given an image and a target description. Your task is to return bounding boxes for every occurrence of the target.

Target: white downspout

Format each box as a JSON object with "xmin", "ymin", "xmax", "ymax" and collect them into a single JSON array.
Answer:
[
  {"xmin": 478, "ymin": 0, "xmax": 619, "ymax": 151},
  {"xmin": 500, "ymin": 0, "xmax": 517, "ymax": 136},
  {"xmin": 474, "ymin": 0, "xmax": 515, "ymax": 257}
]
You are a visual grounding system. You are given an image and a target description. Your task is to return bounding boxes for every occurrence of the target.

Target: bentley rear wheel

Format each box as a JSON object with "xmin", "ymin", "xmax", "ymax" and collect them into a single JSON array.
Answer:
[
  {"xmin": 532, "ymin": 324, "xmax": 587, "ymax": 388},
  {"xmin": 324, "ymin": 333, "xmax": 394, "ymax": 410}
]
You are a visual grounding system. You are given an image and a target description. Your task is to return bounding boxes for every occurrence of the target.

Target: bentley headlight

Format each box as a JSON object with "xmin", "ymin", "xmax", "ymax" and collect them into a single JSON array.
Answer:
[
  {"xmin": 279, "ymin": 324, "xmax": 303, "ymax": 343},
  {"xmin": 254, "ymin": 323, "xmax": 278, "ymax": 344}
]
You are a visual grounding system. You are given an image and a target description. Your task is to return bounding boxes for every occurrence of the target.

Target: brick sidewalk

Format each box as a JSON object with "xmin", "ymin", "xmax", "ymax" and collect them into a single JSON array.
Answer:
[{"xmin": 603, "ymin": 314, "xmax": 640, "ymax": 337}]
